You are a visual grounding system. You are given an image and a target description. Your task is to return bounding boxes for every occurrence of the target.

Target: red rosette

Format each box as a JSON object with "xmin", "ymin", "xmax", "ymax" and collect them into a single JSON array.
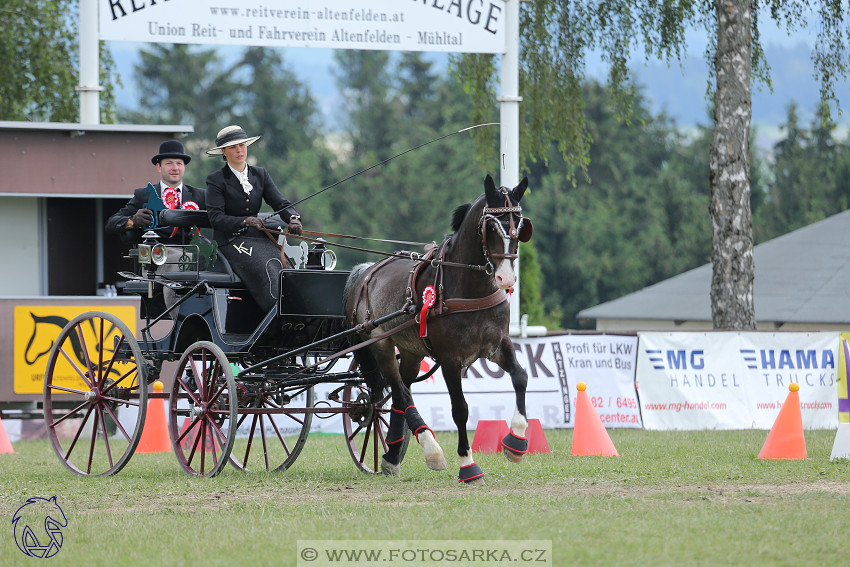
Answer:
[
  {"xmin": 170, "ymin": 201, "xmax": 199, "ymax": 237},
  {"xmin": 162, "ymin": 187, "xmax": 180, "ymax": 209},
  {"xmin": 420, "ymin": 285, "xmax": 436, "ymax": 337}
]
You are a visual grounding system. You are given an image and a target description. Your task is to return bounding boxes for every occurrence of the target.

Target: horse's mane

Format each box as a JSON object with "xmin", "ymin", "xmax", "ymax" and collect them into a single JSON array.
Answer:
[{"xmin": 450, "ymin": 193, "xmax": 486, "ymax": 233}]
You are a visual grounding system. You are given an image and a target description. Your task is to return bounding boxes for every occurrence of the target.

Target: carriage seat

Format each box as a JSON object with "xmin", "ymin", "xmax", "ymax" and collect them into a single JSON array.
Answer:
[{"xmin": 131, "ymin": 209, "xmax": 245, "ymax": 288}]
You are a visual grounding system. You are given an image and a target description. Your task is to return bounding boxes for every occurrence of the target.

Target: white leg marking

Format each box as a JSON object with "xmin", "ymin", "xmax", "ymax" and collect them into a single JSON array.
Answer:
[
  {"xmin": 510, "ymin": 407, "xmax": 528, "ymax": 438},
  {"xmin": 459, "ymin": 454, "xmax": 475, "ymax": 467},
  {"xmin": 419, "ymin": 430, "xmax": 447, "ymax": 471}
]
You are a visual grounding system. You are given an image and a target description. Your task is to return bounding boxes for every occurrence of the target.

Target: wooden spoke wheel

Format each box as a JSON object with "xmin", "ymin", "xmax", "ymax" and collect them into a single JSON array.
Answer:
[
  {"xmin": 227, "ymin": 379, "xmax": 314, "ymax": 473},
  {"xmin": 168, "ymin": 342, "xmax": 237, "ymax": 477},
  {"xmin": 341, "ymin": 360, "xmax": 410, "ymax": 474},
  {"xmin": 43, "ymin": 311, "xmax": 147, "ymax": 476}
]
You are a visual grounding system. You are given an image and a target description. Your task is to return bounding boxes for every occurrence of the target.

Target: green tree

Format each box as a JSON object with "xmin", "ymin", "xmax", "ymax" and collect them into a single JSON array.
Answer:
[
  {"xmin": 525, "ymin": 82, "xmax": 712, "ymax": 329},
  {"xmin": 228, "ymin": 47, "xmax": 335, "ymax": 228},
  {"xmin": 1, "ymin": 0, "xmax": 116, "ymax": 122},
  {"xmin": 754, "ymin": 101, "xmax": 850, "ymax": 242},
  {"xmin": 128, "ymin": 44, "xmax": 239, "ymax": 155},
  {"xmin": 332, "ymin": 50, "xmax": 400, "ymax": 159},
  {"xmin": 455, "ymin": 1, "xmax": 849, "ymax": 330}
]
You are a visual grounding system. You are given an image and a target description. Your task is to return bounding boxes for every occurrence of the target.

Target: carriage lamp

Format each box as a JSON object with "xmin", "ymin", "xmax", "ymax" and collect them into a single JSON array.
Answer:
[
  {"xmin": 151, "ymin": 243, "xmax": 168, "ymax": 266},
  {"xmin": 137, "ymin": 244, "xmax": 152, "ymax": 265}
]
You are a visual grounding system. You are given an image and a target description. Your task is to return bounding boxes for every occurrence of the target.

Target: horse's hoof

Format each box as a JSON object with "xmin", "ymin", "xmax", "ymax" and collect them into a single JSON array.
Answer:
[
  {"xmin": 458, "ymin": 462, "xmax": 485, "ymax": 484},
  {"xmin": 381, "ymin": 457, "xmax": 401, "ymax": 477},
  {"xmin": 425, "ymin": 452, "xmax": 448, "ymax": 471},
  {"xmin": 502, "ymin": 447, "xmax": 524, "ymax": 463},
  {"xmin": 501, "ymin": 432, "xmax": 528, "ymax": 463}
]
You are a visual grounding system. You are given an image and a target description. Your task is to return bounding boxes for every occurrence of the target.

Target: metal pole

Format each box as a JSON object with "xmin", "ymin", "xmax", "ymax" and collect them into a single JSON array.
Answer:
[
  {"xmin": 500, "ymin": 0, "xmax": 522, "ymax": 332},
  {"xmin": 78, "ymin": 0, "xmax": 102, "ymax": 123}
]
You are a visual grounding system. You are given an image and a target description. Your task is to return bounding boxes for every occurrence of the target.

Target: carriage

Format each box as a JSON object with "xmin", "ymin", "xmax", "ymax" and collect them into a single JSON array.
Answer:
[
  {"xmin": 43, "ymin": 175, "xmax": 532, "ymax": 481},
  {"xmin": 42, "ymin": 208, "xmax": 419, "ymax": 477}
]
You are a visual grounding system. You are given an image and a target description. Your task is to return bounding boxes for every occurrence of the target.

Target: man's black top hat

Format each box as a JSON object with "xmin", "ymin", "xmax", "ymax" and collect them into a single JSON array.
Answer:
[{"xmin": 152, "ymin": 140, "xmax": 191, "ymax": 165}]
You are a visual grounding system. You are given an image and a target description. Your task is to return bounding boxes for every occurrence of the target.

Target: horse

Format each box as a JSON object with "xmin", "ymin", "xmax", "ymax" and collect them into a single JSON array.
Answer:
[{"xmin": 343, "ymin": 174, "xmax": 533, "ymax": 484}]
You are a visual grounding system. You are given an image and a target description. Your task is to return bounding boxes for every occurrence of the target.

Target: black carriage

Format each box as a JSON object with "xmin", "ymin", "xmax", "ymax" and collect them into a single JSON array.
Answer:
[{"xmin": 42, "ymin": 209, "xmax": 413, "ymax": 477}]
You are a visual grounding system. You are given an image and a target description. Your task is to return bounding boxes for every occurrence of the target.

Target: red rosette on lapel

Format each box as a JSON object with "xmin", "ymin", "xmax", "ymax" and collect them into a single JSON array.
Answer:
[{"xmin": 162, "ymin": 187, "xmax": 180, "ymax": 209}]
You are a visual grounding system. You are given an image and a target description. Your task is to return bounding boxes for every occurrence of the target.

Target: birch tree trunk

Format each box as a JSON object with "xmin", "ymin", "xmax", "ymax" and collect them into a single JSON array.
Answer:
[{"xmin": 709, "ymin": 0, "xmax": 756, "ymax": 329}]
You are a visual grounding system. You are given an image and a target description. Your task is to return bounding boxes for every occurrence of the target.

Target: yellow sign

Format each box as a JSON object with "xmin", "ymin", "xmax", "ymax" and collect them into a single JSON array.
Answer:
[{"xmin": 14, "ymin": 306, "xmax": 138, "ymax": 395}]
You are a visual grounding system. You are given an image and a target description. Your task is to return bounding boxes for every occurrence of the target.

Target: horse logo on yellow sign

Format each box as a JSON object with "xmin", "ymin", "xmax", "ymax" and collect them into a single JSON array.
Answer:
[{"xmin": 13, "ymin": 306, "xmax": 137, "ymax": 395}]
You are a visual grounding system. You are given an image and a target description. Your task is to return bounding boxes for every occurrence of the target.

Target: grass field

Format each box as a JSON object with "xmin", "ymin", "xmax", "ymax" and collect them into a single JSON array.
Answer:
[{"xmin": 1, "ymin": 428, "xmax": 849, "ymax": 566}]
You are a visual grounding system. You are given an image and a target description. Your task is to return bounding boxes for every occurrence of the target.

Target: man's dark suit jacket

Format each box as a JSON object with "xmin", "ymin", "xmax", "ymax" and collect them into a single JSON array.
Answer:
[
  {"xmin": 105, "ymin": 183, "xmax": 206, "ymax": 245},
  {"xmin": 205, "ymin": 164, "xmax": 299, "ymax": 246}
]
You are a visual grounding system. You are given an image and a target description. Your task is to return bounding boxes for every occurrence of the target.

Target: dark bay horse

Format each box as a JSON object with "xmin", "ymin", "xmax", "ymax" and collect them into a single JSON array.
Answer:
[{"xmin": 343, "ymin": 174, "xmax": 533, "ymax": 483}]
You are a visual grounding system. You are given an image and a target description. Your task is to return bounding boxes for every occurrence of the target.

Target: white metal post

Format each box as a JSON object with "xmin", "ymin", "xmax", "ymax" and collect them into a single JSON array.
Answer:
[
  {"xmin": 500, "ymin": 0, "xmax": 522, "ymax": 332},
  {"xmin": 78, "ymin": 0, "xmax": 102, "ymax": 124}
]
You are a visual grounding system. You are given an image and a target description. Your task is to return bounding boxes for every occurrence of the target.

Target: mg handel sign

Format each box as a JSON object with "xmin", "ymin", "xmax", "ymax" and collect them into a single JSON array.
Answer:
[
  {"xmin": 637, "ymin": 332, "xmax": 839, "ymax": 430},
  {"xmin": 100, "ymin": 0, "xmax": 506, "ymax": 53}
]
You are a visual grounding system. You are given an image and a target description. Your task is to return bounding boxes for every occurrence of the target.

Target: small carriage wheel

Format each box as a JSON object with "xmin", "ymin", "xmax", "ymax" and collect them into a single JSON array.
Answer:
[
  {"xmin": 341, "ymin": 360, "xmax": 410, "ymax": 474},
  {"xmin": 168, "ymin": 341, "xmax": 237, "ymax": 477},
  {"xmin": 43, "ymin": 311, "xmax": 147, "ymax": 476},
  {"xmin": 227, "ymin": 374, "xmax": 314, "ymax": 474}
]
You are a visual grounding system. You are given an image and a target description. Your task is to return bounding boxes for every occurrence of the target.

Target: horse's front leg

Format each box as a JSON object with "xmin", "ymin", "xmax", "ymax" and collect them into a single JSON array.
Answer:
[
  {"xmin": 491, "ymin": 336, "xmax": 529, "ymax": 463},
  {"xmin": 441, "ymin": 364, "xmax": 485, "ymax": 485}
]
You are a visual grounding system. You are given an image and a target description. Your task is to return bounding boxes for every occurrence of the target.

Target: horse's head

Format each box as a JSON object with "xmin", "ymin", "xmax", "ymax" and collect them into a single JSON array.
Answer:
[{"xmin": 480, "ymin": 174, "xmax": 531, "ymax": 289}]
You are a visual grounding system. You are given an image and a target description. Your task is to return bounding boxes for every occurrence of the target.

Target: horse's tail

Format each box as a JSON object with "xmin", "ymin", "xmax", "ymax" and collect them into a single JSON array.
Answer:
[{"xmin": 352, "ymin": 347, "xmax": 387, "ymax": 401}]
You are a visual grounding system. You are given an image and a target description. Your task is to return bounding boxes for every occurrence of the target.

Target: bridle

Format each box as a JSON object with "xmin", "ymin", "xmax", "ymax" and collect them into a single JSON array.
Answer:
[{"xmin": 479, "ymin": 187, "xmax": 531, "ymax": 265}]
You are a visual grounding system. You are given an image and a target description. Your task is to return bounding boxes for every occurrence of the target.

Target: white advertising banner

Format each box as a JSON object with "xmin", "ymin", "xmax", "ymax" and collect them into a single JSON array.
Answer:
[
  {"xmin": 637, "ymin": 332, "xmax": 839, "ymax": 430},
  {"xmin": 99, "ymin": 0, "xmax": 506, "ymax": 53},
  {"xmin": 312, "ymin": 334, "xmax": 641, "ymax": 433}
]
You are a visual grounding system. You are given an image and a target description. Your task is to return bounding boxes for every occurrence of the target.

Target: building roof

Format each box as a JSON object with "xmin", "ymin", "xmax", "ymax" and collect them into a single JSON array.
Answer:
[{"xmin": 577, "ymin": 208, "xmax": 850, "ymax": 326}]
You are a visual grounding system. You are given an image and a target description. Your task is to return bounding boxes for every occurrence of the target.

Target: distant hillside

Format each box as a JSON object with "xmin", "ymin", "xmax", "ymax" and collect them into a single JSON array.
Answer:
[
  {"xmin": 111, "ymin": 40, "xmax": 847, "ymax": 149},
  {"xmin": 632, "ymin": 41, "xmax": 848, "ymax": 131}
]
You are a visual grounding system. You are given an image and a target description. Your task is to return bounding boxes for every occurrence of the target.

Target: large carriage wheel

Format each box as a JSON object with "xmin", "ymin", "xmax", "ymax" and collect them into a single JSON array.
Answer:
[
  {"xmin": 168, "ymin": 341, "xmax": 237, "ymax": 477},
  {"xmin": 43, "ymin": 311, "xmax": 147, "ymax": 476},
  {"xmin": 227, "ymin": 374, "xmax": 314, "ymax": 473},
  {"xmin": 342, "ymin": 360, "xmax": 410, "ymax": 474}
]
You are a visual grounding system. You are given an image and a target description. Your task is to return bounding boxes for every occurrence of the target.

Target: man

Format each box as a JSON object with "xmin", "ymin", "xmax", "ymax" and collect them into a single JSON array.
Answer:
[{"xmin": 106, "ymin": 140, "xmax": 205, "ymax": 244}]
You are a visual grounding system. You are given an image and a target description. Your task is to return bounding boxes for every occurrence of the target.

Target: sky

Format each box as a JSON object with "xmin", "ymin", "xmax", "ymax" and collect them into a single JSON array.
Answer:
[{"xmin": 106, "ymin": 12, "xmax": 848, "ymax": 152}]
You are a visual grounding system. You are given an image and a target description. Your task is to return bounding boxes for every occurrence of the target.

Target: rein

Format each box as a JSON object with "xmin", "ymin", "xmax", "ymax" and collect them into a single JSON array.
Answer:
[{"xmin": 262, "ymin": 228, "xmax": 494, "ymax": 273}]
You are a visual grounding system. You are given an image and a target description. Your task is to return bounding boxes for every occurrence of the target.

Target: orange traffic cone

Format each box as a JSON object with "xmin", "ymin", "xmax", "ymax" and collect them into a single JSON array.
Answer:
[
  {"xmin": 471, "ymin": 420, "xmax": 509, "ymax": 453},
  {"xmin": 177, "ymin": 418, "xmax": 221, "ymax": 453},
  {"xmin": 136, "ymin": 381, "xmax": 171, "ymax": 454},
  {"xmin": 526, "ymin": 419, "xmax": 551, "ymax": 454},
  {"xmin": 0, "ymin": 415, "xmax": 15, "ymax": 454},
  {"xmin": 471, "ymin": 419, "xmax": 551, "ymax": 454},
  {"xmin": 758, "ymin": 383, "xmax": 806, "ymax": 460},
  {"xmin": 571, "ymin": 382, "xmax": 619, "ymax": 457}
]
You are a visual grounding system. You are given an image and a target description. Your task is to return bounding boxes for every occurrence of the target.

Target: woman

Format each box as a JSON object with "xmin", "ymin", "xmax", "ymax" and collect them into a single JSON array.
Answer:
[{"xmin": 205, "ymin": 125, "xmax": 303, "ymax": 312}]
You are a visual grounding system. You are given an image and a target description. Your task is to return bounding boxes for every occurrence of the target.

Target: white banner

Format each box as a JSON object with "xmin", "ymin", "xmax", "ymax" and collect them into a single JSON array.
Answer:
[
  {"xmin": 99, "ymin": 0, "xmax": 506, "ymax": 53},
  {"xmin": 313, "ymin": 334, "xmax": 641, "ymax": 433},
  {"xmin": 637, "ymin": 332, "xmax": 839, "ymax": 430}
]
